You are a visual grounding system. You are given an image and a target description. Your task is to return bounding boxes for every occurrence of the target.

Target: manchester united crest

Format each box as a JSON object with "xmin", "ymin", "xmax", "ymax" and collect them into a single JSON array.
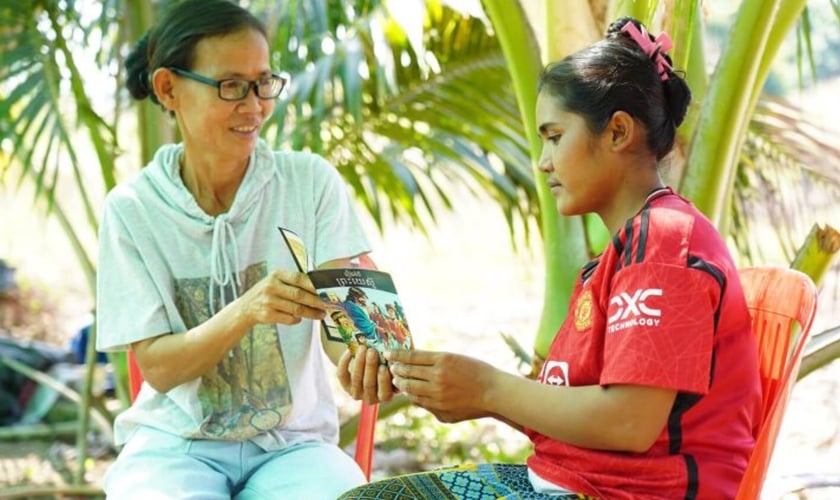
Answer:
[{"xmin": 574, "ymin": 289, "xmax": 593, "ymax": 331}]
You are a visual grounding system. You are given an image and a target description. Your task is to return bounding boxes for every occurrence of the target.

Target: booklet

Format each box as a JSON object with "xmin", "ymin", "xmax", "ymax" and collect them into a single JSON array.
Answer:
[{"xmin": 279, "ymin": 227, "xmax": 414, "ymax": 359}]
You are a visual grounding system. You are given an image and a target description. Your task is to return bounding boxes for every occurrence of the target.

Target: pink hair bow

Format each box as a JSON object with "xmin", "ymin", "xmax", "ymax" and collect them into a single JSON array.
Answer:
[{"xmin": 621, "ymin": 23, "xmax": 673, "ymax": 81}]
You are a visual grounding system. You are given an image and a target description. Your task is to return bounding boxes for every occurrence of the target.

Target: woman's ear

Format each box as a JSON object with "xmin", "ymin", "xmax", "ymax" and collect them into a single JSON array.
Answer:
[
  {"xmin": 151, "ymin": 68, "xmax": 176, "ymax": 111},
  {"xmin": 605, "ymin": 110, "xmax": 637, "ymax": 152}
]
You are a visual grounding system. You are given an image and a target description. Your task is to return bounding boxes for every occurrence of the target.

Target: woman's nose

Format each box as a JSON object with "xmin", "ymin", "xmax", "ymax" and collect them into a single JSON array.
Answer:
[
  {"xmin": 237, "ymin": 89, "xmax": 263, "ymax": 111},
  {"xmin": 537, "ymin": 147, "xmax": 553, "ymax": 173}
]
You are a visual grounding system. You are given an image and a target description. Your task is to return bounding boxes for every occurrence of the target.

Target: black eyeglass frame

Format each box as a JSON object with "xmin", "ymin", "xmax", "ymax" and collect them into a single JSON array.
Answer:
[{"xmin": 166, "ymin": 67, "xmax": 288, "ymax": 101}]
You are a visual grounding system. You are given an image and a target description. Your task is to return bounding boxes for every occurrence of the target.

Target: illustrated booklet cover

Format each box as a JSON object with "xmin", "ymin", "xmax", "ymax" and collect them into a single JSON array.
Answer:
[{"xmin": 279, "ymin": 227, "xmax": 414, "ymax": 359}]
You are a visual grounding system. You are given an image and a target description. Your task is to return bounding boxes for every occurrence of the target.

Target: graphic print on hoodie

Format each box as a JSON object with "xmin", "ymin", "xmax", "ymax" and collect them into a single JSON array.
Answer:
[{"xmin": 175, "ymin": 261, "xmax": 292, "ymax": 439}]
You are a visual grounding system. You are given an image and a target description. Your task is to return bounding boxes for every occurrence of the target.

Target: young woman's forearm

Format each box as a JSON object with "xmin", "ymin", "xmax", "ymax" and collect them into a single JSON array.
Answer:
[{"xmin": 485, "ymin": 370, "xmax": 676, "ymax": 452}]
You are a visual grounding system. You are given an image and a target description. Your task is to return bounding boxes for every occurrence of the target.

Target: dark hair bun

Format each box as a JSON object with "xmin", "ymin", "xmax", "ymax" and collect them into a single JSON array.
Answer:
[
  {"xmin": 607, "ymin": 16, "xmax": 691, "ymax": 127},
  {"xmin": 663, "ymin": 74, "xmax": 691, "ymax": 126},
  {"xmin": 125, "ymin": 32, "xmax": 157, "ymax": 103}
]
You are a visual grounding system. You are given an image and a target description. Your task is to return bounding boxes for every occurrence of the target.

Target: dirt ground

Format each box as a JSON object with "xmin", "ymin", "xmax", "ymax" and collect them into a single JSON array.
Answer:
[{"xmin": 0, "ymin": 440, "xmax": 111, "ymax": 498}]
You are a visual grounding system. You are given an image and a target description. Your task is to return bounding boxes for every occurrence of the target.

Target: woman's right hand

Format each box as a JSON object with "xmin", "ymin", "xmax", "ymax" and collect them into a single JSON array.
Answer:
[
  {"xmin": 338, "ymin": 345, "xmax": 395, "ymax": 405},
  {"xmin": 386, "ymin": 349, "xmax": 497, "ymax": 423},
  {"xmin": 236, "ymin": 269, "xmax": 327, "ymax": 327},
  {"xmin": 130, "ymin": 269, "xmax": 327, "ymax": 393}
]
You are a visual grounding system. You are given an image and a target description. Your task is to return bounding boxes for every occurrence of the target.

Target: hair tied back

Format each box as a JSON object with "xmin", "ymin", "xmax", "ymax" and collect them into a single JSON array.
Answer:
[{"xmin": 620, "ymin": 23, "xmax": 673, "ymax": 81}]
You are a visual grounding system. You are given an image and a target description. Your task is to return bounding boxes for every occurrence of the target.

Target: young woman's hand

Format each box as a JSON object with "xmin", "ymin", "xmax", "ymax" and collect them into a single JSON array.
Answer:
[
  {"xmin": 385, "ymin": 349, "xmax": 497, "ymax": 423},
  {"xmin": 337, "ymin": 345, "xmax": 395, "ymax": 405}
]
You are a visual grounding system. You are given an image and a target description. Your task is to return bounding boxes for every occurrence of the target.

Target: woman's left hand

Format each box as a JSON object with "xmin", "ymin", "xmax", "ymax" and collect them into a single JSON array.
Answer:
[
  {"xmin": 337, "ymin": 345, "xmax": 395, "ymax": 405},
  {"xmin": 385, "ymin": 349, "xmax": 496, "ymax": 423}
]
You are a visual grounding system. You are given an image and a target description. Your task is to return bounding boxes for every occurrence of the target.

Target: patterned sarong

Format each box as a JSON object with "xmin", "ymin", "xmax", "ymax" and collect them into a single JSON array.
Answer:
[{"xmin": 338, "ymin": 463, "xmax": 598, "ymax": 499}]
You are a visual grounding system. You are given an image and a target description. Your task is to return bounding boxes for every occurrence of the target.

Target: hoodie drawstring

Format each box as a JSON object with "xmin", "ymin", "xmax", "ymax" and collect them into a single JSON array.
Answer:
[{"xmin": 208, "ymin": 216, "xmax": 242, "ymax": 317}]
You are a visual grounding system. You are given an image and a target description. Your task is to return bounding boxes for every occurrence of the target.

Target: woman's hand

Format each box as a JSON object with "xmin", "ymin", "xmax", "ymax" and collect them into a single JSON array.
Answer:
[
  {"xmin": 131, "ymin": 269, "xmax": 326, "ymax": 393},
  {"xmin": 236, "ymin": 269, "xmax": 326, "ymax": 328},
  {"xmin": 385, "ymin": 349, "xmax": 497, "ymax": 423},
  {"xmin": 337, "ymin": 345, "xmax": 395, "ymax": 405}
]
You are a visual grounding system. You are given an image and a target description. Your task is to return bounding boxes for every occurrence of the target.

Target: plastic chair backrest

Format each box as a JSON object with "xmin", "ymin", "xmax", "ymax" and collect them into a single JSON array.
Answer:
[
  {"xmin": 735, "ymin": 266, "xmax": 818, "ymax": 500},
  {"xmin": 126, "ymin": 351, "xmax": 378, "ymax": 480}
]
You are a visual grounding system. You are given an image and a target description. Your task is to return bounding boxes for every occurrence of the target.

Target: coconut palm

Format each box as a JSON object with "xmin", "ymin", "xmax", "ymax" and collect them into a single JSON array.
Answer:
[{"xmin": 479, "ymin": 0, "xmax": 839, "ymax": 361}]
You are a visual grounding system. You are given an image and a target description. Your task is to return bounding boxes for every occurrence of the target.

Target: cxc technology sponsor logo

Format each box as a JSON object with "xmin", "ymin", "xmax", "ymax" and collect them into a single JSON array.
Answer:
[{"xmin": 607, "ymin": 288, "xmax": 663, "ymax": 333}]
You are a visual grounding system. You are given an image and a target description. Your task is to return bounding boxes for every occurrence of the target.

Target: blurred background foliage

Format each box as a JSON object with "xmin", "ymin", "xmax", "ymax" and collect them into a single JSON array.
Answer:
[{"xmin": 0, "ymin": 0, "xmax": 839, "ymax": 493}]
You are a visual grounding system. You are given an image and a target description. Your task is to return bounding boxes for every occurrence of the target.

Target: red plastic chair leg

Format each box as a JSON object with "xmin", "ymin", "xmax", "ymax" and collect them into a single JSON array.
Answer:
[{"xmin": 354, "ymin": 402, "xmax": 379, "ymax": 480}]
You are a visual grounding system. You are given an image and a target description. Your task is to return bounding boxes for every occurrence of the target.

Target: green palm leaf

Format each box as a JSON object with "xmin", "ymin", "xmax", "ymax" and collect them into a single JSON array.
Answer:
[
  {"xmin": 1, "ymin": 0, "xmax": 117, "ymax": 231},
  {"xmin": 732, "ymin": 95, "xmax": 840, "ymax": 267},
  {"xmin": 260, "ymin": 0, "xmax": 535, "ymax": 232}
]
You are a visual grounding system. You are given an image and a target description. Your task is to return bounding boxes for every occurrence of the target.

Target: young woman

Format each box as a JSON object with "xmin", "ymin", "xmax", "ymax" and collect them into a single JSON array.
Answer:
[
  {"xmin": 339, "ymin": 17, "xmax": 762, "ymax": 500},
  {"xmin": 96, "ymin": 0, "xmax": 376, "ymax": 497}
]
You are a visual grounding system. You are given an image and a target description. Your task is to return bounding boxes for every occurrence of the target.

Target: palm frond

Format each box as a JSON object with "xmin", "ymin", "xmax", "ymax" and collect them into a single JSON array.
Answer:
[
  {"xmin": 0, "ymin": 0, "xmax": 122, "ymax": 296},
  {"xmin": 731, "ymin": 95, "xmax": 840, "ymax": 276},
  {"xmin": 259, "ymin": 0, "xmax": 535, "ymax": 234},
  {"xmin": 795, "ymin": 6, "xmax": 818, "ymax": 88}
]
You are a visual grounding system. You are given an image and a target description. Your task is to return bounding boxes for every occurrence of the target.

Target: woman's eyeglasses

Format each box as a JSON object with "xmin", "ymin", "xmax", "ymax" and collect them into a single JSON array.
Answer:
[{"xmin": 167, "ymin": 67, "xmax": 288, "ymax": 101}]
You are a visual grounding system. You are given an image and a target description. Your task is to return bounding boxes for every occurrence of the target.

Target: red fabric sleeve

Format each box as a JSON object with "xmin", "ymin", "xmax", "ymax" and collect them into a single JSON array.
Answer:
[{"xmin": 600, "ymin": 263, "xmax": 720, "ymax": 394}]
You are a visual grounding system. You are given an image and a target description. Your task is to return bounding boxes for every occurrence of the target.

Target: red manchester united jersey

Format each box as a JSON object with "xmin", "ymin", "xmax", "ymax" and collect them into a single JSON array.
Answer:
[{"xmin": 526, "ymin": 188, "xmax": 761, "ymax": 499}]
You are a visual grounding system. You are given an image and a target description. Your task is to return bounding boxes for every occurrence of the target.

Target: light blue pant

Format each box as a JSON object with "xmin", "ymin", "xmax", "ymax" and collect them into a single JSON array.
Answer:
[{"xmin": 103, "ymin": 426, "xmax": 366, "ymax": 499}]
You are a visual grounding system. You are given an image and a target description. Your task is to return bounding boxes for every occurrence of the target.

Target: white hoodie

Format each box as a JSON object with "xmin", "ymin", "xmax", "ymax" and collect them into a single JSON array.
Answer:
[{"xmin": 96, "ymin": 139, "xmax": 370, "ymax": 449}]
